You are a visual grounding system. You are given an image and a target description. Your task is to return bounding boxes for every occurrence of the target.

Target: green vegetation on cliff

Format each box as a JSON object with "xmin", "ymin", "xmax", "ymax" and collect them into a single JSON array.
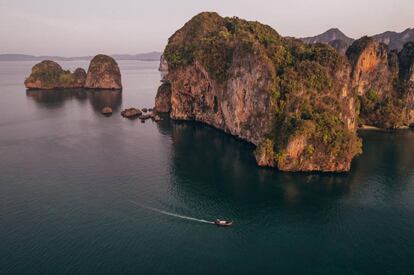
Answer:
[
  {"xmin": 347, "ymin": 37, "xmax": 411, "ymax": 129},
  {"xmin": 25, "ymin": 60, "xmax": 86, "ymax": 89},
  {"xmin": 358, "ymin": 89, "xmax": 406, "ymax": 128},
  {"xmin": 164, "ymin": 12, "xmax": 361, "ymax": 171}
]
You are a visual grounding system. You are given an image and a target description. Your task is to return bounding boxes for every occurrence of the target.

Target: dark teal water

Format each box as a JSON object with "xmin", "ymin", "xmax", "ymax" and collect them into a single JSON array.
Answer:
[{"xmin": 1, "ymin": 61, "xmax": 414, "ymax": 275}]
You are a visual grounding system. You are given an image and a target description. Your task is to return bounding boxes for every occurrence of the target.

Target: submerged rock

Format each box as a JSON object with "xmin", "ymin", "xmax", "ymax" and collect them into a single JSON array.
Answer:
[
  {"xmin": 121, "ymin": 108, "xmax": 142, "ymax": 118},
  {"xmin": 84, "ymin": 55, "xmax": 122, "ymax": 90},
  {"xmin": 24, "ymin": 60, "xmax": 86, "ymax": 89}
]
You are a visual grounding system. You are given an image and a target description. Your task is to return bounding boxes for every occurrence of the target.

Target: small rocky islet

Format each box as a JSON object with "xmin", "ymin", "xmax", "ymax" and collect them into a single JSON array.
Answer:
[
  {"xmin": 154, "ymin": 12, "xmax": 414, "ymax": 172},
  {"xmin": 24, "ymin": 54, "xmax": 122, "ymax": 90},
  {"xmin": 121, "ymin": 107, "xmax": 161, "ymax": 122}
]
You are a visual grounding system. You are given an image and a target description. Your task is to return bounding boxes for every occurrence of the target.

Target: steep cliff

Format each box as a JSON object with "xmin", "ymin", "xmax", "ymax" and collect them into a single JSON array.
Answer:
[
  {"xmin": 398, "ymin": 42, "xmax": 414, "ymax": 125},
  {"xmin": 24, "ymin": 61, "xmax": 86, "ymax": 89},
  {"xmin": 347, "ymin": 37, "xmax": 413, "ymax": 128},
  {"xmin": 155, "ymin": 83, "xmax": 171, "ymax": 113},
  {"xmin": 156, "ymin": 12, "xmax": 361, "ymax": 172}
]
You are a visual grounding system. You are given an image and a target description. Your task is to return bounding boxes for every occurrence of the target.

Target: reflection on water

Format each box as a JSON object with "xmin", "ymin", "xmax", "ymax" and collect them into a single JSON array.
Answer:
[
  {"xmin": 156, "ymin": 119, "xmax": 414, "ymax": 214},
  {"xmin": 157, "ymin": 120, "xmax": 353, "ymax": 210},
  {"xmin": 26, "ymin": 89, "xmax": 122, "ymax": 113}
]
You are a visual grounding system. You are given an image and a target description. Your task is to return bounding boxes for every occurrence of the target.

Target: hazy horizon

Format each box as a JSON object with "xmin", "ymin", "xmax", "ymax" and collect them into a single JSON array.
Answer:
[{"xmin": 1, "ymin": 0, "xmax": 413, "ymax": 56}]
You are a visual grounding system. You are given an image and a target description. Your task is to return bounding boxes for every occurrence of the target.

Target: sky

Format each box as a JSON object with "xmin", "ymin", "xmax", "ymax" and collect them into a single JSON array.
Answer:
[{"xmin": 0, "ymin": 0, "xmax": 413, "ymax": 56}]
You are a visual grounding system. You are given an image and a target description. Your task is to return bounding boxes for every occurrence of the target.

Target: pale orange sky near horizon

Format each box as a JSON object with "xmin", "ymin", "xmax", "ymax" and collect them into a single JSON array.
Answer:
[{"xmin": 0, "ymin": 0, "xmax": 413, "ymax": 56}]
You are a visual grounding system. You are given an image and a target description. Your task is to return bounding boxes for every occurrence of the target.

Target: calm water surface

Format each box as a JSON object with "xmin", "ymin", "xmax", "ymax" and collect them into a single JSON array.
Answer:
[{"xmin": 0, "ymin": 60, "xmax": 414, "ymax": 274}]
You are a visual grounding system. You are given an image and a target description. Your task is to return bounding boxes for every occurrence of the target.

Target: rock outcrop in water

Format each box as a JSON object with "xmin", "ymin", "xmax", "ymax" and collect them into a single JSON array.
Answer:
[
  {"xmin": 24, "ymin": 61, "xmax": 86, "ymax": 89},
  {"xmin": 121, "ymin": 108, "xmax": 142, "ymax": 118},
  {"xmin": 84, "ymin": 55, "xmax": 122, "ymax": 90},
  {"xmin": 25, "ymin": 55, "xmax": 121, "ymax": 90},
  {"xmin": 155, "ymin": 12, "xmax": 362, "ymax": 172}
]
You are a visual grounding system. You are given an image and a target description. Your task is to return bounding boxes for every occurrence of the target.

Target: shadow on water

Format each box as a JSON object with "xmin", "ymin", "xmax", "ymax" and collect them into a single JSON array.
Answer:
[
  {"xmin": 156, "ymin": 118, "xmax": 414, "ymax": 218},
  {"xmin": 352, "ymin": 130, "xmax": 414, "ymax": 191},
  {"xmin": 26, "ymin": 89, "xmax": 122, "ymax": 113},
  {"xmin": 156, "ymin": 118, "xmax": 354, "ymax": 213}
]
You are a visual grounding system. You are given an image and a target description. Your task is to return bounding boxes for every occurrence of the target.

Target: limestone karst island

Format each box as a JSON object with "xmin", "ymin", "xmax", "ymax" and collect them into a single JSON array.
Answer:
[
  {"xmin": 2, "ymin": 1, "xmax": 414, "ymax": 274},
  {"xmin": 155, "ymin": 12, "xmax": 414, "ymax": 172}
]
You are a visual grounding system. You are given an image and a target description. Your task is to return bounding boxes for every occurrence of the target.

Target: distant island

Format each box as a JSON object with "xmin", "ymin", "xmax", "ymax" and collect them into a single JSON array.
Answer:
[
  {"xmin": 155, "ymin": 12, "xmax": 414, "ymax": 173},
  {"xmin": 0, "ymin": 52, "xmax": 162, "ymax": 62}
]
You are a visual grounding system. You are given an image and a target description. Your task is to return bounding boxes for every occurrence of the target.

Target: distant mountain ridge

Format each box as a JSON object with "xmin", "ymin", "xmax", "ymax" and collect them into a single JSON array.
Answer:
[
  {"xmin": 372, "ymin": 28, "xmax": 414, "ymax": 51},
  {"xmin": 301, "ymin": 28, "xmax": 354, "ymax": 46},
  {"xmin": 0, "ymin": 52, "xmax": 162, "ymax": 62},
  {"xmin": 300, "ymin": 28, "xmax": 414, "ymax": 52}
]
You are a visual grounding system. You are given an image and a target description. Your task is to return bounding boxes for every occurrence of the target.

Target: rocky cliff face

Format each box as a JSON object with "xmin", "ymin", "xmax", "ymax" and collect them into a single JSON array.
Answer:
[
  {"xmin": 155, "ymin": 83, "xmax": 171, "ymax": 113},
  {"xmin": 24, "ymin": 61, "xmax": 86, "ymax": 89},
  {"xmin": 398, "ymin": 42, "xmax": 414, "ymax": 125},
  {"xmin": 84, "ymin": 55, "xmax": 122, "ymax": 89},
  {"xmin": 25, "ymin": 55, "xmax": 121, "ymax": 90},
  {"xmin": 159, "ymin": 55, "xmax": 169, "ymax": 78},
  {"xmin": 347, "ymin": 37, "xmax": 414, "ymax": 128},
  {"xmin": 156, "ymin": 12, "xmax": 361, "ymax": 172}
]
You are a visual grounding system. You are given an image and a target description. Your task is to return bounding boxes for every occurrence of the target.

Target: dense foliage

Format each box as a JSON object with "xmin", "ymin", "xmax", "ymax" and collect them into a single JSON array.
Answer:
[
  {"xmin": 164, "ymin": 12, "xmax": 362, "ymax": 169},
  {"xmin": 358, "ymin": 89, "xmax": 406, "ymax": 129},
  {"xmin": 27, "ymin": 61, "xmax": 82, "ymax": 88}
]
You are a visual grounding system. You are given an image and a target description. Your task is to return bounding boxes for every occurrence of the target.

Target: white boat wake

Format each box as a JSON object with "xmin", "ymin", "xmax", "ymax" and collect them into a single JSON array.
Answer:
[{"xmin": 127, "ymin": 199, "xmax": 214, "ymax": 224}]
